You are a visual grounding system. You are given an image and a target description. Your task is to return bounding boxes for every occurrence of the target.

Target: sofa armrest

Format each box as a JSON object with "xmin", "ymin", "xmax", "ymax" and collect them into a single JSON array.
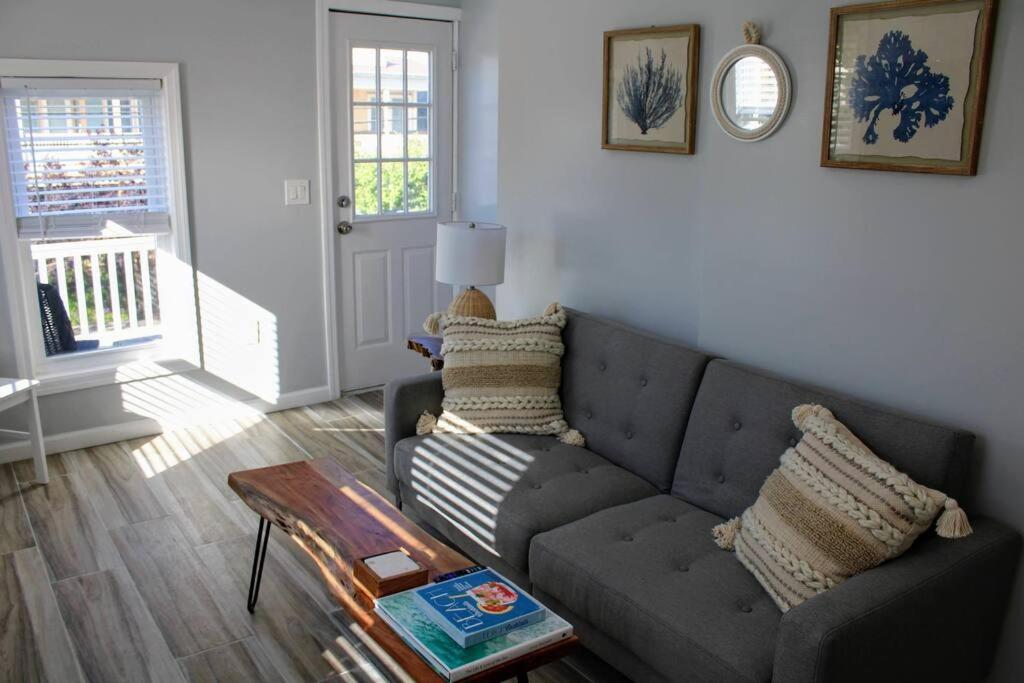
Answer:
[
  {"xmin": 773, "ymin": 517, "xmax": 1021, "ymax": 683},
  {"xmin": 384, "ymin": 372, "xmax": 443, "ymax": 502}
]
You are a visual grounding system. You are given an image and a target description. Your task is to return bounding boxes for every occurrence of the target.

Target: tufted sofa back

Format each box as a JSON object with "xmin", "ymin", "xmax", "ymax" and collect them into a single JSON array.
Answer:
[
  {"xmin": 560, "ymin": 309, "xmax": 710, "ymax": 491},
  {"xmin": 671, "ymin": 360, "xmax": 975, "ymax": 520}
]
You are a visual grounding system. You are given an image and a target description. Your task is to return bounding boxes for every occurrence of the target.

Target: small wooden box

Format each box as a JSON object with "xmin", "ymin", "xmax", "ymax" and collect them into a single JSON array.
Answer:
[{"xmin": 353, "ymin": 550, "xmax": 429, "ymax": 598}]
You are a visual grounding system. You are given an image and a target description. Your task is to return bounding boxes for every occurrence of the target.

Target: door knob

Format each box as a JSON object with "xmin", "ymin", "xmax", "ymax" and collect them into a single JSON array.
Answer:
[
  {"xmin": 336, "ymin": 195, "xmax": 351, "ymax": 208},
  {"xmin": 336, "ymin": 220, "xmax": 353, "ymax": 235}
]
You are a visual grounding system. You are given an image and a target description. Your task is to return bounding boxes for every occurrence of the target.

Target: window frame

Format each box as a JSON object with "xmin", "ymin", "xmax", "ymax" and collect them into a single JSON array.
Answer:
[
  {"xmin": 348, "ymin": 41, "xmax": 437, "ymax": 222},
  {"xmin": 0, "ymin": 59, "xmax": 197, "ymax": 395}
]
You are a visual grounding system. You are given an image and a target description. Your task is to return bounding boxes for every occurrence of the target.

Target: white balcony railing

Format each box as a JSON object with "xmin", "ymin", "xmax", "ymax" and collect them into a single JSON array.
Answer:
[{"xmin": 32, "ymin": 235, "xmax": 162, "ymax": 348}]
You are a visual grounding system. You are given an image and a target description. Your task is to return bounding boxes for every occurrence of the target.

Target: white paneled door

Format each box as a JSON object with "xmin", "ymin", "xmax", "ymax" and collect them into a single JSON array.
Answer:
[{"xmin": 331, "ymin": 12, "xmax": 454, "ymax": 391}]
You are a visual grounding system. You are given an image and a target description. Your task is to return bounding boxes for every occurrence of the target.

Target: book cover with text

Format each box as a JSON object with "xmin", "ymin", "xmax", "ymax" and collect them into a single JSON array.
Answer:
[
  {"xmin": 411, "ymin": 568, "xmax": 545, "ymax": 647},
  {"xmin": 375, "ymin": 590, "xmax": 571, "ymax": 681}
]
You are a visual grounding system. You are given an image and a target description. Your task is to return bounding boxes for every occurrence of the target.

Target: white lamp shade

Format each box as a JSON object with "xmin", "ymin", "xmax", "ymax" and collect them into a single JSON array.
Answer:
[{"xmin": 435, "ymin": 222, "xmax": 507, "ymax": 286}]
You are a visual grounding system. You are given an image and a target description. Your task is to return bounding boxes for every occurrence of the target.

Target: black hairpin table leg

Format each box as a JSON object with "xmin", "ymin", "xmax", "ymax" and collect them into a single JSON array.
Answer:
[{"xmin": 247, "ymin": 516, "xmax": 271, "ymax": 613}]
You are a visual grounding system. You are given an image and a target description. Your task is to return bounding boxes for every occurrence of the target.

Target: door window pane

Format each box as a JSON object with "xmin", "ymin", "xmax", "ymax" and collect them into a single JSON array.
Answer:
[
  {"xmin": 381, "ymin": 106, "xmax": 404, "ymax": 159},
  {"xmin": 407, "ymin": 108, "xmax": 429, "ymax": 159},
  {"xmin": 407, "ymin": 161, "xmax": 429, "ymax": 212},
  {"xmin": 380, "ymin": 49, "xmax": 404, "ymax": 103},
  {"xmin": 352, "ymin": 106, "xmax": 378, "ymax": 160},
  {"xmin": 352, "ymin": 48, "xmax": 377, "ymax": 103},
  {"xmin": 350, "ymin": 46, "xmax": 432, "ymax": 217},
  {"xmin": 380, "ymin": 162, "xmax": 405, "ymax": 213},
  {"xmin": 407, "ymin": 51, "xmax": 430, "ymax": 103},
  {"xmin": 354, "ymin": 162, "xmax": 379, "ymax": 216}
]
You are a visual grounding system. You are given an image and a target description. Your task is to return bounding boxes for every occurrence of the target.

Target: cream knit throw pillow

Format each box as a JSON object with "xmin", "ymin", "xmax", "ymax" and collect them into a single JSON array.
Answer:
[
  {"xmin": 712, "ymin": 404, "xmax": 971, "ymax": 612},
  {"xmin": 417, "ymin": 302, "xmax": 584, "ymax": 446}
]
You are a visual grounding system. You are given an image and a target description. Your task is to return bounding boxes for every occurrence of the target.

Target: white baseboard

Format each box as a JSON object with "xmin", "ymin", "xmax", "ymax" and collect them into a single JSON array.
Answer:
[
  {"xmin": 245, "ymin": 384, "xmax": 334, "ymax": 414},
  {"xmin": 0, "ymin": 384, "xmax": 335, "ymax": 464}
]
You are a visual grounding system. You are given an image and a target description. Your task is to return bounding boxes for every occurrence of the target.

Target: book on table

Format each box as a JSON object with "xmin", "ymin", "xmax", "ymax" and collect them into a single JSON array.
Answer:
[
  {"xmin": 375, "ymin": 578, "xmax": 572, "ymax": 681},
  {"xmin": 412, "ymin": 568, "xmax": 545, "ymax": 647}
]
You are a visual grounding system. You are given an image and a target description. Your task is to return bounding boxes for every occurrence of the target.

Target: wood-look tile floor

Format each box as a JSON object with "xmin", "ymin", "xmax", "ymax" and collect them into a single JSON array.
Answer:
[{"xmin": 0, "ymin": 389, "xmax": 588, "ymax": 683}]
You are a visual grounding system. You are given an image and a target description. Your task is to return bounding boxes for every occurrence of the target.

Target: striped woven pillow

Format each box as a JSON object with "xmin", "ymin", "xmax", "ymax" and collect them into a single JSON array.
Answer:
[
  {"xmin": 416, "ymin": 303, "xmax": 584, "ymax": 446},
  {"xmin": 713, "ymin": 404, "xmax": 971, "ymax": 612}
]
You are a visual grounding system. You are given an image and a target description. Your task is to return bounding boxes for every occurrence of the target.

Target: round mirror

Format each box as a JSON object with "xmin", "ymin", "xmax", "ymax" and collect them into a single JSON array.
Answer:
[
  {"xmin": 711, "ymin": 45, "xmax": 791, "ymax": 142},
  {"xmin": 720, "ymin": 56, "xmax": 779, "ymax": 131}
]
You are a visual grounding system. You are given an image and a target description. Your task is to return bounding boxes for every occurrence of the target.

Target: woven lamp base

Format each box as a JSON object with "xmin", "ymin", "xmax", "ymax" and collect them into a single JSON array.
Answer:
[{"xmin": 447, "ymin": 287, "xmax": 496, "ymax": 319}]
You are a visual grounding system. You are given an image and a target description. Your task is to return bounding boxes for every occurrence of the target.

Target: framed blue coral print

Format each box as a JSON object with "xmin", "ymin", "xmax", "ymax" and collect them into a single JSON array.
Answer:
[
  {"xmin": 602, "ymin": 24, "xmax": 701, "ymax": 155},
  {"xmin": 821, "ymin": 0, "xmax": 997, "ymax": 175}
]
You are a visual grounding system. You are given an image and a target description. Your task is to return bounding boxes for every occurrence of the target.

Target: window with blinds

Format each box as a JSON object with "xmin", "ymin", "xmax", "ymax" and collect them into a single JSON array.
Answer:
[{"xmin": 1, "ymin": 77, "xmax": 170, "ymax": 239}]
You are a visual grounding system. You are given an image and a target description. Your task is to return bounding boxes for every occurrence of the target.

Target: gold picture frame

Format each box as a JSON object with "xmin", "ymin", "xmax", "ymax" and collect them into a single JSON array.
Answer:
[
  {"xmin": 602, "ymin": 24, "xmax": 701, "ymax": 155},
  {"xmin": 820, "ymin": 0, "xmax": 998, "ymax": 175}
]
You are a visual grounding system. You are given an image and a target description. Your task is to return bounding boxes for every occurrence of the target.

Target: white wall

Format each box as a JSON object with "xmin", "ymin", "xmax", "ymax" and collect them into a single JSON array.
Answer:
[{"xmin": 461, "ymin": 0, "xmax": 1024, "ymax": 679}]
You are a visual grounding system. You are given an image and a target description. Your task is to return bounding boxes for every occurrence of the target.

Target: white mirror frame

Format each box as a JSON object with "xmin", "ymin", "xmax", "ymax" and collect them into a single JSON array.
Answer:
[{"xmin": 710, "ymin": 44, "xmax": 792, "ymax": 142}]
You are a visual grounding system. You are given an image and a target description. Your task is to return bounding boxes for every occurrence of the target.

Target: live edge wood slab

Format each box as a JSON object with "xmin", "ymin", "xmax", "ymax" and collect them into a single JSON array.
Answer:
[
  {"xmin": 407, "ymin": 335, "xmax": 444, "ymax": 371},
  {"xmin": 228, "ymin": 458, "xmax": 578, "ymax": 682}
]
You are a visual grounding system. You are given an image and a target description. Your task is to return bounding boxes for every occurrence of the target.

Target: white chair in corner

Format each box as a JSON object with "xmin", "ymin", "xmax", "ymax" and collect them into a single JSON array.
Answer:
[{"xmin": 0, "ymin": 378, "xmax": 47, "ymax": 484}]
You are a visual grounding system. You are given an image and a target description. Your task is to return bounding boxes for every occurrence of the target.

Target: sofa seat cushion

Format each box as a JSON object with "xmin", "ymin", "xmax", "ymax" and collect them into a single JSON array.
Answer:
[
  {"xmin": 530, "ymin": 495, "xmax": 779, "ymax": 683},
  {"xmin": 393, "ymin": 433, "xmax": 658, "ymax": 572}
]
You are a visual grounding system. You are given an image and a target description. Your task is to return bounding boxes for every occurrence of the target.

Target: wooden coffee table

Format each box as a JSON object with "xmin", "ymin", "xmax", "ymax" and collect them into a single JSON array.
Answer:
[{"xmin": 228, "ymin": 458, "xmax": 578, "ymax": 682}]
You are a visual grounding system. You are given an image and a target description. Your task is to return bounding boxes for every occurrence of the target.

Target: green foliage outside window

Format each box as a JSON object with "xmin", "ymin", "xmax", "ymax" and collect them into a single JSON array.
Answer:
[
  {"xmin": 39, "ymin": 249, "xmax": 160, "ymax": 334},
  {"xmin": 354, "ymin": 163, "xmax": 378, "ymax": 215},
  {"xmin": 381, "ymin": 162, "xmax": 404, "ymax": 213},
  {"xmin": 354, "ymin": 157, "xmax": 430, "ymax": 216}
]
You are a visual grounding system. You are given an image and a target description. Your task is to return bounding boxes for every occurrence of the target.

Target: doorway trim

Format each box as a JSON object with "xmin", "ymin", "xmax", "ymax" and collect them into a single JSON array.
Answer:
[{"xmin": 315, "ymin": 0, "xmax": 461, "ymax": 397}]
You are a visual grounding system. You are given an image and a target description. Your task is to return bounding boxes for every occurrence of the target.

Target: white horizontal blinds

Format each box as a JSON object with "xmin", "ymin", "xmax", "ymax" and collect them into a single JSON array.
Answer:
[{"xmin": 0, "ymin": 76, "xmax": 171, "ymax": 239}]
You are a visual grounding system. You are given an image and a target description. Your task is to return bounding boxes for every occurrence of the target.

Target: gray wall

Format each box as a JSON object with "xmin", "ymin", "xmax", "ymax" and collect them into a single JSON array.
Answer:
[
  {"xmin": 458, "ymin": 0, "xmax": 498, "ymax": 223},
  {"xmin": 0, "ymin": 0, "xmax": 464, "ymax": 436},
  {"xmin": 460, "ymin": 0, "xmax": 1024, "ymax": 679},
  {"xmin": 0, "ymin": 0, "xmax": 325, "ymax": 432},
  {"xmin": 411, "ymin": 0, "xmax": 461, "ymax": 7},
  {"xmin": 454, "ymin": 0, "xmax": 497, "ymax": 304},
  {"xmin": 0, "ymin": 0, "xmax": 459, "ymax": 435}
]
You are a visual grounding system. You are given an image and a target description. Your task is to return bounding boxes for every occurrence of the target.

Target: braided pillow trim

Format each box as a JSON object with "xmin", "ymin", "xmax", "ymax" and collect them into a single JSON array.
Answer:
[
  {"xmin": 443, "ymin": 303, "xmax": 566, "ymax": 330},
  {"xmin": 781, "ymin": 450, "xmax": 906, "ymax": 553},
  {"xmin": 794, "ymin": 407, "xmax": 939, "ymax": 523},
  {"xmin": 441, "ymin": 338, "xmax": 565, "ymax": 356},
  {"xmin": 442, "ymin": 395, "xmax": 563, "ymax": 411}
]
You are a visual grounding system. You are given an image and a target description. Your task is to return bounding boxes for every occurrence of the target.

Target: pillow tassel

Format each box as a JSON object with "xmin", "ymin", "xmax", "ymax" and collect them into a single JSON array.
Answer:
[
  {"xmin": 936, "ymin": 498, "xmax": 973, "ymax": 539},
  {"xmin": 792, "ymin": 403, "xmax": 832, "ymax": 431},
  {"xmin": 712, "ymin": 517, "xmax": 742, "ymax": 550},
  {"xmin": 416, "ymin": 411, "xmax": 438, "ymax": 435},
  {"xmin": 423, "ymin": 311, "xmax": 444, "ymax": 335},
  {"xmin": 558, "ymin": 428, "xmax": 586, "ymax": 447}
]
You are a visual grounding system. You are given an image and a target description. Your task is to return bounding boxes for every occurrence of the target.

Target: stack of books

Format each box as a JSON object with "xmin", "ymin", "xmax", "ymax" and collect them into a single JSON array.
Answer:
[{"xmin": 375, "ymin": 567, "xmax": 573, "ymax": 681}]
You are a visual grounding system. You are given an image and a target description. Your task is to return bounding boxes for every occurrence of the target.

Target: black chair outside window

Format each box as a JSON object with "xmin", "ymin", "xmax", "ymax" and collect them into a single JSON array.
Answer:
[{"xmin": 36, "ymin": 282, "xmax": 99, "ymax": 356}]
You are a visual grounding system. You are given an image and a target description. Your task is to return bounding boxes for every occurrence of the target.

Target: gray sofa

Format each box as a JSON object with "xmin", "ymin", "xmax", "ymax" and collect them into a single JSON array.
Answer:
[{"xmin": 385, "ymin": 308, "xmax": 1021, "ymax": 683}]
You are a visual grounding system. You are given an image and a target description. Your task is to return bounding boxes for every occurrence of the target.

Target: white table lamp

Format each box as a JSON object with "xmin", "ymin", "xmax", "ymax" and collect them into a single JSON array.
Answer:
[{"xmin": 435, "ymin": 221, "xmax": 506, "ymax": 319}]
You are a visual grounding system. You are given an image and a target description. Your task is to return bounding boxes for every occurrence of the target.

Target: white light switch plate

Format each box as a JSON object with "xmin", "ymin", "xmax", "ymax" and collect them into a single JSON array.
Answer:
[{"xmin": 284, "ymin": 179, "xmax": 310, "ymax": 205}]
